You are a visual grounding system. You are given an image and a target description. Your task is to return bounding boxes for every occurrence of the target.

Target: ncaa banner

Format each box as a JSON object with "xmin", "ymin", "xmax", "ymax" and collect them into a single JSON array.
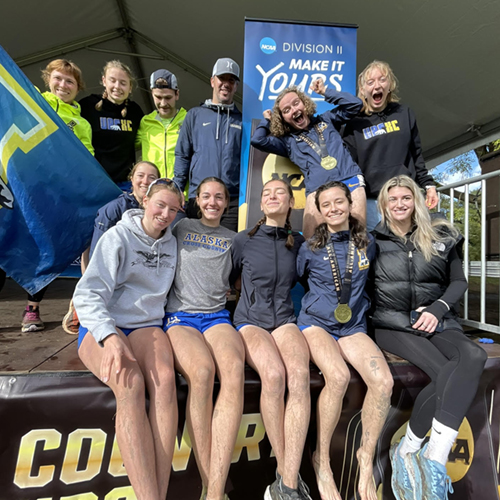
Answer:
[
  {"xmin": 239, "ymin": 19, "xmax": 357, "ymax": 230},
  {"xmin": 0, "ymin": 45, "xmax": 121, "ymax": 294}
]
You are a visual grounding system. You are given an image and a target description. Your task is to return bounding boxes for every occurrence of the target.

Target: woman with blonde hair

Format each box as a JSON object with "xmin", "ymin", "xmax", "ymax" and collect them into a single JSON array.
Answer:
[
  {"xmin": 74, "ymin": 178, "xmax": 184, "ymax": 500},
  {"xmin": 251, "ymin": 79, "xmax": 366, "ymax": 239},
  {"xmin": 372, "ymin": 175, "xmax": 486, "ymax": 500},
  {"xmin": 80, "ymin": 60, "xmax": 144, "ymax": 188},
  {"xmin": 343, "ymin": 61, "xmax": 438, "ymax": 230}
]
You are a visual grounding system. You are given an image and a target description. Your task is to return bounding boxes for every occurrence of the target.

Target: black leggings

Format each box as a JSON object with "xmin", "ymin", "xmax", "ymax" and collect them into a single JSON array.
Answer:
[{"xmin": 375, "ymin": 328, "xmax": 487, "ymax": 438}]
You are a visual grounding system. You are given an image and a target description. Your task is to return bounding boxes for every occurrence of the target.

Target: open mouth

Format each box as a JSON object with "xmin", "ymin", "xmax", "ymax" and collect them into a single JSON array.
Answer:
[
  {"xmin": 293, "ymin": 111, "xmax": 306, "ymax": 126},
  {"xmin": 371, "ymin": 92, "xmax": 384, "ymax": 105}
]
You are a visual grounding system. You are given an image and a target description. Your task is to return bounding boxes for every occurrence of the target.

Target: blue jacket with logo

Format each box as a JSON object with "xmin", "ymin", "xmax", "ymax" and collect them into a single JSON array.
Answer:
[
  {"xmin": 297, "ymin": 231, "xmax": 375, "ymax": 335},
  {"xmin": 251, "ymin": 88, "xmax": 363, "ymax": 195},
  {"xmin": 231, "ymin": 224, "xmax": 305, "ymax": 330},
  {"xmin": 89, "ymin": 192, "xmax": 139, "ymax": 258},
  {"xmin": 174, "ymin": 100, "xmax": 242, "ymax": 199}
]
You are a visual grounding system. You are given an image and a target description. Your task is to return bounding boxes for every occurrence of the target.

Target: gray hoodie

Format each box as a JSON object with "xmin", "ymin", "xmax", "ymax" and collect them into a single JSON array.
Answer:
[{"xmin": 73, "ymin": 209, "xmax": 177, "ymax": 345}]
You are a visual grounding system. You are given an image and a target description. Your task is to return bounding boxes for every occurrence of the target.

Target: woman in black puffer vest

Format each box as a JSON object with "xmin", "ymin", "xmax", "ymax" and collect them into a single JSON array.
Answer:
[{"xmin": 372, "ymin": 175, "xmax": 487, "ymax": 500}]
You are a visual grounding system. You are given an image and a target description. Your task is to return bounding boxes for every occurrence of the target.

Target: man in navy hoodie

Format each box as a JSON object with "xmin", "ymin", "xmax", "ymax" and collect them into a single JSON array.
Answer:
[{"xmin": 174, "ymin": 58, "xmax": 242, "ymax": 231}]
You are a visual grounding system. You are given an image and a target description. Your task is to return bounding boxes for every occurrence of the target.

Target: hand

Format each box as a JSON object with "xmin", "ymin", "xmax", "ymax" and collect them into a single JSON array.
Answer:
[
  {"xmin": 100, "ymin": 333, "xmax": 136, "ymax": 383},
  {"xmin": 263, "ymin": 109, "xmax": 272, "ymax": 120},
  {"xmin": 310, "ymin": 78, "xmax": 326, "ymax": 96},
  {"xmin": 426, "ymin": 187, "xmax": 439, "ymax": 209},
  {"xmin": 412, "ymin": 310, "xmax": 438, "ymax": 334}
]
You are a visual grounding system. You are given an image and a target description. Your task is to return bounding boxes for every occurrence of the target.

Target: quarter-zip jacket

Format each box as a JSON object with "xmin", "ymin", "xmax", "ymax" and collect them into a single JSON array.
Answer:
[
  {"xmin": 231, "ymin": 225, "xmax": 304, "ymax": 330},
  {"xmin": 136, "ymin": 108, "xmax": 187, "ymax": 179},
  {"xmin": 297, "ymin": 231, "xmax": 375, "ymax": 335},
  {"xmin": 371, "ymin": 222, "xmax": 466, "ymax": 333},
  {"xmin": 42, "ymin": 92, "xmax": 94, "ymax": 155},
  {"xmin": 174, "ymin": 100, "xmax": 242, "ymax": 199},
  {"xmin": 251, "ymin": 88, "xmax": 362, "ymax": 195}
]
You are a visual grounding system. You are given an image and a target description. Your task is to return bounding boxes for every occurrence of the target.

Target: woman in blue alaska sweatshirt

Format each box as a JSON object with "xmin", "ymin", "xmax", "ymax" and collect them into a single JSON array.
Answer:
[
  {"xmin": 73, "ymin": 179, "xmax": 183, "ymax": 500},
  {"xmin": 251, "ymin": 79, "xmax": 366, "ymax": 239},
  {"xmin": 297, "ymin": 181, "xmax": 393, "ymax": 500}
]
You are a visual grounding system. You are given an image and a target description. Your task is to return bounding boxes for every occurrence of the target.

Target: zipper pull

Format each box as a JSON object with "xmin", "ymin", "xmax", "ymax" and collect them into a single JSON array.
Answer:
[{"xmin": 408, "ymin": 251, "xmax": 412, "ymax": 259}]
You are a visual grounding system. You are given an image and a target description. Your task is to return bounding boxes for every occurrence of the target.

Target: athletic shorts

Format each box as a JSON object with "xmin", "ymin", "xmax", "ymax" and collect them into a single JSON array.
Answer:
[
  {"xmin": 77, "ymin": 324, "xmax": 161, "ymax": 349},
  {"xmin": 298, "ymin": 321, "xmax": 366, "ymax": 341},
  {"xmin": 341, "ymin": 174, "xmax": 365, "ymax": 192},
  {"xmin": 163, "ymin": 309, "xmax": 232, "ymax": 333}
]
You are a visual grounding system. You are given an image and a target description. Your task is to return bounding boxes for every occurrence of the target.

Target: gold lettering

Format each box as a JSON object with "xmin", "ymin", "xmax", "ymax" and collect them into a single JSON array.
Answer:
[
  {"xmin": 14, "ymin": 429, "xmax": 62, "ymax": 488},
  {"xmin": 61, "ymin": 429, "xmax": 106, "ymax": 484},
  {"xmin": 232, "ymin": 413, "xmax": 266, "ymax": 462}
]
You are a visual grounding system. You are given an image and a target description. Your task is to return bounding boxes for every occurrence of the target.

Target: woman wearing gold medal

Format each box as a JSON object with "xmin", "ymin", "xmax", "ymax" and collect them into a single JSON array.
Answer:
[
  {"xmin": 251, "ymin": 79, "xmax": 367, "ymax": 239},
  {"xmin": 296, "ymin": 181, "xmax": 393, "ymax": 500}
]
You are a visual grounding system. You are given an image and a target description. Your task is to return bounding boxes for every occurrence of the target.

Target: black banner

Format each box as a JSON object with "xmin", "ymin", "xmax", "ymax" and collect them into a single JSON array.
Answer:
[{"xmin": 0, "ymin": 360, "xmax": 498, "ymax": 499}]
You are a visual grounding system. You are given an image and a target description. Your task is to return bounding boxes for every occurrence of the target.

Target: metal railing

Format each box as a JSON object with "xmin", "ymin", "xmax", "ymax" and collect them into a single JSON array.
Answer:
[{"xmin": 437, "ymin": 169, "xmax": 500, "ymax": 334}]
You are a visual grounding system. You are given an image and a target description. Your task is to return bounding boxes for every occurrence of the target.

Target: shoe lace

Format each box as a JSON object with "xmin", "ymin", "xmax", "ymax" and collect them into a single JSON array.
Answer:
[
  {"xmin": 297, "ymin": 474, "xmax": 312, "ymax": 500},
  {"xmin": 24, "ymin": 310, "xmax": 40, "ymax": 321},
  {"xmin": 430, "ymin": 462, "xmax": 454, "ymax": 499}
]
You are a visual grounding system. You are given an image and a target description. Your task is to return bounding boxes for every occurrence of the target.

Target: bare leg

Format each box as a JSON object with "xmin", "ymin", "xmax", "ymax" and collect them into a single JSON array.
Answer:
[
  {"xmin": 302, "ymin": 326, "xmax": 350, "ymax": 500},
  {"xmin": 273, "ymin": 324, "xmax": 311, "ymax": 489},
  {"xmin": 81, "ymin": 247, "xmax": 90, "ymax": 274},
  {"xmin": 303, "ymin": 192, "xmax": 323, "ymax": 240},
  {"xmin": 338, "ymin": 333, "xmax": 393, "ymax": 500},
  {"xmin": 79, "ymin": 329, "xmax": 161, "ymax": 500},
  {"xmin": 130, "ymin": 328, "xmax": 178, "ymax": 499},
  {"xmin": 204, "ymin": 323, "xmax": 245, "ymax": 500},
  {"xmin": 240, "ymin": 326, "xmax": 286, "ymax": 478},
  {"xmin": 350, "ymin": 187, "xmax": 367, "ymax": 227},
  {"xmin": 168, "ymin": 325, "xmax": 215, "ymax": 487}
]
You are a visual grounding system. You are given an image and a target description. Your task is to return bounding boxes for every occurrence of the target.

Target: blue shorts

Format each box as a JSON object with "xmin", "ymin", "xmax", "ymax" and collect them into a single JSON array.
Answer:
[
  {"xmin": 298, "ymin": 322, "xmax": 366, "ymax": 341},
  {"xmin": 77, "ymin": 324, "xmax": 161, "ymax": 349},
  {"xmin": 163, "ymin": 310, "xmax": 232, "ymax": 333},
  {"xmin": 341, "ymin": 174, "xmax": 365, "ymax": 193}
]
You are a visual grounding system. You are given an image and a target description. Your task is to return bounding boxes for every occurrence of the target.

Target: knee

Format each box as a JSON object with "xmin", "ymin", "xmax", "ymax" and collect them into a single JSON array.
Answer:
[
  {"xmin": 220, "ymin": 357, "xmax": 245, "ymax": 391},
  {"xmin": 112, "ymin": 366, "xmax": 146, "ymax": 404},
  {"xmin": 324, "ymin": 365, "xmax": 350, "ymax": 396},
  {"xmin": 261, "ymin": 364, "xmax": 286, "ymax": 398},
  {"xmin": 465, "ymin": 343, "xmax": 488, "ymax": 373},
  {"xmin": 287, "ymin": 363, "xmax": 311, "ymax": 397},
  {"xmin": 190, "ymin": 361, "xmax": 216, "ymax": 394},
  {"xmin": 365, "ymin": 367, "xmax": 394, "ymax": 399},
  {"xmin": 153, "ymin": 362, "xmax": 177, "ymax": 401}
]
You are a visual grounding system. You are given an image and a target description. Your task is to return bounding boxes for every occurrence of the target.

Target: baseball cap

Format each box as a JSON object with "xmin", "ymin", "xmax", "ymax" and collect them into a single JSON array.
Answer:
[
  {"xmin": 212, "ymin": 58, "xmax": 240, "ymax": 81},
  {"xmin": 150, "ymin": 69, "xmax": 178, "ymax": 90}
]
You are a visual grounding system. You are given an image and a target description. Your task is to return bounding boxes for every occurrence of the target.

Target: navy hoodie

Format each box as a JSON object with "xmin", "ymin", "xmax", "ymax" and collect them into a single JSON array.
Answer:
[
  {"xmin": 342, "ymin": 103, "xmax": 434, "ymax": 198},
  {"xmin": 174, "ymin": 100, "xmax": 242, "ymax": 199}
]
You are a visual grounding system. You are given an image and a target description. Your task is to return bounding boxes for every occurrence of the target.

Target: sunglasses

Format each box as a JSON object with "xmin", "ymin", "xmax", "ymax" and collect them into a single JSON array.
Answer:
[{"xmin": 146, "ymin": 177, "xmax": 185, "ymax": 211}]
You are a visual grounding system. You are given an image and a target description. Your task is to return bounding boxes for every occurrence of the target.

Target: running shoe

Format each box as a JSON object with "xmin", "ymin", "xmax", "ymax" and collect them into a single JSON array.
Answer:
[
  {"xmin": 62, "ymin": 300, "xmax": 79, "ymax": 335},
  {"xmin": 390, "ymin": 438, "xmax": 414, "ymax": 500},
  {"xmin": 297, "ymin": 473, "xmax": 313, "ymax": 500},
  {"xmin": 265, "ymin": 475, "xmax": 302, "ymax": 500},
  {"xmin": 21, "ymin": 306, "xmax": 44, "ymax": 332},
  {"xmin": 415, "ymin": 444, "xmax": 454, "ymax": 500}
]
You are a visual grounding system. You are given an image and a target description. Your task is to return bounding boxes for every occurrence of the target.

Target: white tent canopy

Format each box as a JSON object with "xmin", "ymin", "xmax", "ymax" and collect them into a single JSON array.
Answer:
[{"xmin": 2, "ymin": 0, "xmax": 499, "ymax": 169}]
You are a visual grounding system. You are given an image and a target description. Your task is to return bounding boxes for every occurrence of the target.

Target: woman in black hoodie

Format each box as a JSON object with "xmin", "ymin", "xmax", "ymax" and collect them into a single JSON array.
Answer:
[{"xmin": 343, "ymin": 61, "xmax": 438, "ymax": 230}]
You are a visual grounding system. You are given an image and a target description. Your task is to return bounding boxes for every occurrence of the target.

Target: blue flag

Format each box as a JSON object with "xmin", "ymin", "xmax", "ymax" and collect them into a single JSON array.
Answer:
[{"xmin": 0, "ymin": 45, "xmax": 122, "ymax": 294}]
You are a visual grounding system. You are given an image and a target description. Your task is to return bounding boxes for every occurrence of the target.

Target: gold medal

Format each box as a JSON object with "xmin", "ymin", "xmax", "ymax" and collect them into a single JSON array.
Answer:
[
  {"xmin": 321, "ymin": 155, "xmax": 337, "ymax": 170},
  {"xmin": 334, "ymin": 304, "xmax": 352, "ymax": 323}
]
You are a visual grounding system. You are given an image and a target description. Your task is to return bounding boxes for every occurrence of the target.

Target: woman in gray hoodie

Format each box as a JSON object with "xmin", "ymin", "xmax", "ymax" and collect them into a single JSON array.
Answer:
[{"xmin": 73, "ymin": 178, "xmax": 183, "ymax": 500}]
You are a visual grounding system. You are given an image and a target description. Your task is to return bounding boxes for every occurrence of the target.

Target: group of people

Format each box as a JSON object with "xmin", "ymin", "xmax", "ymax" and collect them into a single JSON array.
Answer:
[{"xmin": 6, "ymin": 54, "xmax": 487, "ymax": 500}]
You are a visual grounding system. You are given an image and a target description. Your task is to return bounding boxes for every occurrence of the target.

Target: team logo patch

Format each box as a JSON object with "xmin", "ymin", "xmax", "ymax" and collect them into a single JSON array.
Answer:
[{"xmin": 357, "ymin": 249, "xmax": 370, "ymax": 270}]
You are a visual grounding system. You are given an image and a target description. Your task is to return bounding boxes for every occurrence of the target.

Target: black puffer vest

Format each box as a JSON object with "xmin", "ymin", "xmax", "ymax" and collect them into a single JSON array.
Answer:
[{"xmin": 372, "ymin": 223, "xmax": 461, "ymax": 333}]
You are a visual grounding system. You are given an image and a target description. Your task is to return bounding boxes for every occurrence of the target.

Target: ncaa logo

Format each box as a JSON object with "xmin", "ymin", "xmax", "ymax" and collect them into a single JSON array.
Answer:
[{"xmin": 260, "ymin": 37, "xmax": 277, "ymax": 54}]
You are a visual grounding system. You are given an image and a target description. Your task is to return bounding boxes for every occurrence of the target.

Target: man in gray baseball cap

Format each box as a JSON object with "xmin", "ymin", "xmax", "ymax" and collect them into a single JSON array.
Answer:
[{"xmin": 174, "ymin": 57, "xmax": 242, "ymax": 231}]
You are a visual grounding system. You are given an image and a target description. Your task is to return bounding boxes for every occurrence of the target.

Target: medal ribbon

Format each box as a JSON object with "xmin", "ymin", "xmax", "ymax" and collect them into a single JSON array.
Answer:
[
  {"xmin": 325, "ymin": 237, "xmax": 355, "ymax": 306},
  {"xmin": 299, "ymin": 124, "xmax": 329, "ymax": 160}
]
